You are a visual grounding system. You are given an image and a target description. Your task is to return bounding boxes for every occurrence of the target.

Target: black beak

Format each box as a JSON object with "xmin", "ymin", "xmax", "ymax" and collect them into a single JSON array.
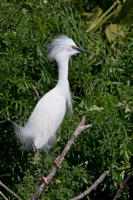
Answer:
[{"xmin": 76, "ymin": 47, "xmax": 95, "ymax": 56}]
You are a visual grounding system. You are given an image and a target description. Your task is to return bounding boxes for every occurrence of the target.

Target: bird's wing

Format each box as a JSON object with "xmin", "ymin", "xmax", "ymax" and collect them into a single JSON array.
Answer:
[{"xmin": 24, "ymin": 86, "xmax": 66, "ymax": 149}]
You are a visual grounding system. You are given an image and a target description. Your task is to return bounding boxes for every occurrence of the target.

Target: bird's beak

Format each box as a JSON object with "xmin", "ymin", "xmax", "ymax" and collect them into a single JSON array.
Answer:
[
  {"xmin": 72, "ymin": 46, "xmax": 95, "ymax": 55},
  {"xmin": 76, "ymin": 47, "xmax": 95, "ymax": 55}
]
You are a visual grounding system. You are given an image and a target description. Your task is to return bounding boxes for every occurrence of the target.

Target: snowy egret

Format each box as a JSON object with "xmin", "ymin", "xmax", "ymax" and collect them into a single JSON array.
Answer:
[
  {"xmin": 16, "ymin": 35, "xmax": 93, "ymax": 151},
  {"xmin": 15, "ymin": 35, "xmax": 93, "ymax": 180}
]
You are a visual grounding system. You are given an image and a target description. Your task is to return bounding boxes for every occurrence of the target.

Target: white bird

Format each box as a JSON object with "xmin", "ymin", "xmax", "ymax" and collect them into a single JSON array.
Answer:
[{"xmin": 15, "ymin": 35, "xmax": 92, "ymax": 152}]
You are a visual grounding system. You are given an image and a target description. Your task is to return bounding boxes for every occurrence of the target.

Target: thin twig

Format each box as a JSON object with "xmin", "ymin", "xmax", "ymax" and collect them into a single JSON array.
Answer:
[
  {"xmin": 0, "ymin": 181, "xmax": 22, "ymax": 200},
  {"xmin": 71, "ymin": 171, "xmax": 109, "ymax": 200},
  {"xmin": 0, "ymin": 115, "xmax": 20, "ymax": 124},
  {"xmin": 32, "ymin": 85, "xmax": 40, "ymax": 99},
  {"xmin": 113, "ymin": 174, "xmax": 132, "ymax": 200},
  {"xmin": 30, "ymin": 117, "xmax": 92, "ymax": 200},
  {"xmin": 0, "ymin": 191, "xmax": 8, "ymax": 200}
]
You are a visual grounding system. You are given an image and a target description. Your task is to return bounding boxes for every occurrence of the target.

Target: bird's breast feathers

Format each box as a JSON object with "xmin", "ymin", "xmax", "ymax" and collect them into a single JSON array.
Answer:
[{"xmin": 23, "ymin": 85, "xmax": 71, "ymax": 149}]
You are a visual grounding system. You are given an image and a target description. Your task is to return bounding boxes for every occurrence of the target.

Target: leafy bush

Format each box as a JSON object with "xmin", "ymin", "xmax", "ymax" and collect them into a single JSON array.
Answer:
[{"xmin": 0, "ymin": 0, "xmax": 133, "ymax": 199}]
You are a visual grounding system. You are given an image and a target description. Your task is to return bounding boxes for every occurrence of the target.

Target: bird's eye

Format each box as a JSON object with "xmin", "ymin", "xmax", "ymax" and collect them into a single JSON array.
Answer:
[{"xmin": 71, "ymin": 46, "xmax": 77, "ymax": 49}]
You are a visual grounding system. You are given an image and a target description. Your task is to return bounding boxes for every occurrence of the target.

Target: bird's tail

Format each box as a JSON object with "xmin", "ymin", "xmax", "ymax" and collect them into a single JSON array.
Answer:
[{"xmin": 10, "ymin": 120, "xmax": 33, "ymax": 151}]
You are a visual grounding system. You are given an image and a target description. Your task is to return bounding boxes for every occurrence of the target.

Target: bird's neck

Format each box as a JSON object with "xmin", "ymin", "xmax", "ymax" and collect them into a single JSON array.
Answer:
[
  {"xmin": 56, "ymin": 56, "xmax": 69, "ymax": 86},
  {"xmin": 56, "ymin": 56, "xmax": 72, "ymax": 111}
]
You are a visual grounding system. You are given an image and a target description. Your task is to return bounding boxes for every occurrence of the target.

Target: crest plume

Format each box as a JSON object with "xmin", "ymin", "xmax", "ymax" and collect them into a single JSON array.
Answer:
[{"xmin": 47, "ymin": 35, "xmax": 76, "ymax": 60}]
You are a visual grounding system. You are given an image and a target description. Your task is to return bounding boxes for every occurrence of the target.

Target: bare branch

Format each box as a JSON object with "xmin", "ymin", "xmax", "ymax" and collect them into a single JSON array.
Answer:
[
  {"xmin": 32, "ymin": 85, "xmax": 40, "ymax": 99},
  {"xmin": 113, "ymin": 175, "xmax": 132, "ymax": 200},
  {"xmin": 0, "ymin": 181, "xmax": 22, "ymax": 200},
  {"xmin": 71, "ymin": 171, "xmax": 109, "ymax": 200},
  {"xmin": 0, "ymin": 191, "xmax": 8, "ymax": 200},
  {"xmin": 0, "ymin": 115, "xmax": 20, "ymax": 124},
  {"xmin": 0, "ymin": 119, "xmax": 8, "ymax": 124},
  {"xmin": 30, "ymin": 117, "xmax": 92, "ymax": 200}
]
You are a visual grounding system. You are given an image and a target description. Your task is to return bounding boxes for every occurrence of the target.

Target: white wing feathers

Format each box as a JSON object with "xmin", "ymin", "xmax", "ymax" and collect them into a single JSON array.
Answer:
[{"xmin": 16, "ymin": 86, "xmax": 67, "ymax": 150}]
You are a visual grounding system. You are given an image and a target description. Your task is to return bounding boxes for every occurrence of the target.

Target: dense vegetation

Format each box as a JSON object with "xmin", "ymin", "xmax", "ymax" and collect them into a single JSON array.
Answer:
[{"xmin": 0, "ymin": 0, "xmax": 133, "ymax": 199}]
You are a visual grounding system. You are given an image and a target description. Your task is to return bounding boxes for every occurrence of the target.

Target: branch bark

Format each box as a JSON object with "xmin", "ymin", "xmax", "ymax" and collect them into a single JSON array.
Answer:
[
  {"xmin": 71, "ymin": 171, "xmax": 109, "ymax": 200},
  {"xmin": 0, "ymin": 181, "xmax": 22, "ymax": 200},
  {"xmin": 30, "ymin": 117, "xmax": 92, "ymax": 200},
  {"xmin": 113, "ymin": 174, "xmax": 132, "ymax": 200},
  {"xmin": 0, "ymin": 115, "xmax": 20, "ymax": 124},
  {"xmin": 0, "ymin": 191, "xmax": 8, "ymax": 200}
]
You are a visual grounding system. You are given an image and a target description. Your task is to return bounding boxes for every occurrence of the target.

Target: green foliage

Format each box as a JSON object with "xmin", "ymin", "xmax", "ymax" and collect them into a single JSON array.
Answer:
[
  {"xmin": 0, "ymin": 0, "xmax": 133, "ymax": 200},
  {"xmin": 86, "ymin": 0, "xmax": 133, "ymax": 33}
]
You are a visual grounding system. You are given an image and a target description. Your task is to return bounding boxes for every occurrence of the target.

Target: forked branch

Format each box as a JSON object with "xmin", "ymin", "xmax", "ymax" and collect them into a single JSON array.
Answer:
[
  {"xmin": 71, "ymin": 171, "xmax": 109, "ymax": 200},
  {"xmin": 30, "ymin": 117, "xmax": 92, "ymax": 200},
  {"xmin": 0, "ymin": 181, "xmax": 22, "ymax": 200},
  {"xmin": 113, "ymin": 174, "xmax": 132, "ymax": 200}
]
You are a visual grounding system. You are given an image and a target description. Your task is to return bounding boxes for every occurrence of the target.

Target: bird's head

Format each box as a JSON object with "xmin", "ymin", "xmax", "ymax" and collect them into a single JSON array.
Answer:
[{"xmin": 48, "ymin": 35, "xmax": 94, "ymax": 61}]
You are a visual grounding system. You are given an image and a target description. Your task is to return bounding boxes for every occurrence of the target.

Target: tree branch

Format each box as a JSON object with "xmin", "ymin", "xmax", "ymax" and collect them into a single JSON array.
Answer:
[
  {"xmin": 0, "ymin": 191, "xmax": 8, "ymax": 200},
  {"xmin": 0, "ymin": 181, "xmax": 22, "ymax": 200},
  {"xmin": 32, "ymin": 85, "xmax": 40, "ymax": 99},
  {"xmin": 30, "ymin": 117, "xmax": 92, "ymax": 200},
  {"xmin": 113, "ymin": 174, "xmax": 132, "ymax": 200},
  {"xmin": 71, "ymin": 170, "xmax": 109, "ymax": 200},
  {"xmin": 0, "ymin": 115, "xmax": 20, "ymax": 124}
]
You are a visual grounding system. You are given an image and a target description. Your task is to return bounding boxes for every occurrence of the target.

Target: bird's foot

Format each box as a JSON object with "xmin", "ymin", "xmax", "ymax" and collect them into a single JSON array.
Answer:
[
  {"xmin": 54, "ymin": 156, "xmax": 61, "ymax": 168},
  {"xmin": 41, "ymin": 176, "xmax": 48, "ymax": 184}
]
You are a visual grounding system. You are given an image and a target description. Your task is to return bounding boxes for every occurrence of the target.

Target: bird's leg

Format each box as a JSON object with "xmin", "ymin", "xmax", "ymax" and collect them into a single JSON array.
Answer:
[
  {"xmin": 32, "ymin": 143, "xmax": 39, "ymax": 161},
  {"xmin": 47, "ymin": 149, "xmax": 61, "ymax": 168},
  {"xmin": 47, "ymin": 148, "xmax": 55, "ymax": 161},
  {"xmin": 41, "ymin": 149, "xmax": 48, "ymax": 184},
  {"xmin": 41, "ymin": 149, "xmax": 45, "ymax": 176}
]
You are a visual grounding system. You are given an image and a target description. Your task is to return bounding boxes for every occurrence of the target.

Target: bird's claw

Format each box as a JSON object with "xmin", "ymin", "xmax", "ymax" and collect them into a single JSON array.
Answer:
[{"xmin": 41, "ymin": 176, "xmax": 48, "ymax": 184}]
